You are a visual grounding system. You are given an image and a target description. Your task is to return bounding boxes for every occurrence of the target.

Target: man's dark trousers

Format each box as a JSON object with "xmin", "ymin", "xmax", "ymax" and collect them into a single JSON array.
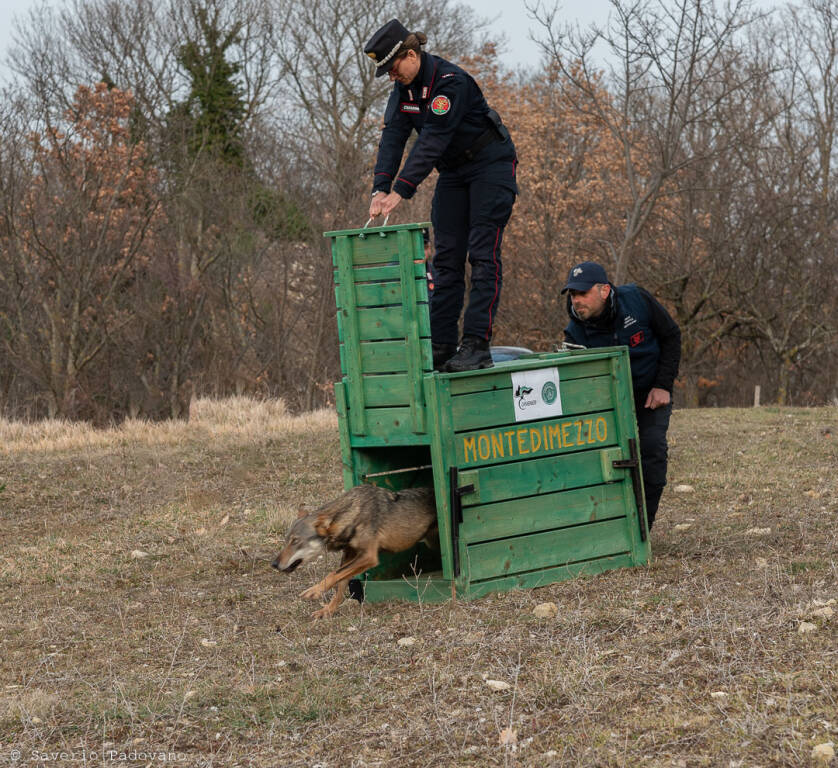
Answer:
[{"xmin": 635, "ymin": 399, "xmax": 672, "ymax": 530}]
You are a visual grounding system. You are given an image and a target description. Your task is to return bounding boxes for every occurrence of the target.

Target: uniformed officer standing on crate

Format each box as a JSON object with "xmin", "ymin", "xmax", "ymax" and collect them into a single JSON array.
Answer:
[
  {"xmin": 364, "ymin": 19, "xmax": 518, "ymax": 372},
  {"xmin": 562, "ymin": 262, "xmax": 681, "ymax": 530}
]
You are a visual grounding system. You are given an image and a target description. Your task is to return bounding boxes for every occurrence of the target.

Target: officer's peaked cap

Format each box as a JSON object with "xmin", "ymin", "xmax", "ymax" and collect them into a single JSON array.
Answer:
[
  {"xmin": 561, "ymin": 262, "xmax": 610, "ymax": 293},
  {"xmin": 364, "ymin": 19, "xmax": 411, "ymax": 78}
]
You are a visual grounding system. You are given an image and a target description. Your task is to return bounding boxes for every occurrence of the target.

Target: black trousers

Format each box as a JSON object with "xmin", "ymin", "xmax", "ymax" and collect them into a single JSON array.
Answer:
[
  {"xmin": 635, "ymin": 400, "xmax": 672, "ymax": 530},
  {"xmin": 429, "ymin": 156, "xmax": 517, "ymax": 345}
]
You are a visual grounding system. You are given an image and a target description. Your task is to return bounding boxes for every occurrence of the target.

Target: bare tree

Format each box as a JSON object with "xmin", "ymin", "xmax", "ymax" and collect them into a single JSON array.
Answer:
[
  {"xmin": 529, "ymin": 0, "xmax": 759, "ymax": 283},
  {"xmin": 0, "ymin": 84, "xmax": 159, "ymax": 421}
]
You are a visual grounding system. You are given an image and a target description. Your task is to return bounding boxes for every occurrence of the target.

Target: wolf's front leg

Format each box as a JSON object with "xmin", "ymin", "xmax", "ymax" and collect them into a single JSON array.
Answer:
[
  {"xmin": 310, "ymin": 577, "xmax": 351, "ymax": 619},
  {"xmin": 300, "ymin": 549, "xmax": 356, "ymax": 601},
  {"xmin": 300, "ymin": 582, "xmax": 326, "ymax": 601}
]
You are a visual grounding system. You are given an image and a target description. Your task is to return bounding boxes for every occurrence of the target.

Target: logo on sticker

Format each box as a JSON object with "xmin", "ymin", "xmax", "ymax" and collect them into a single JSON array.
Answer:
[
  {"xmin": 515, "ymin": 384, "xmax": 536, "ymax": 410},
  {"xmin": 541, "ymin": 381, "xmax": 557, "ymax": 405},
  {"xmin": 431, "ymin": 95, "xmax": 451, "ymax": 115}
]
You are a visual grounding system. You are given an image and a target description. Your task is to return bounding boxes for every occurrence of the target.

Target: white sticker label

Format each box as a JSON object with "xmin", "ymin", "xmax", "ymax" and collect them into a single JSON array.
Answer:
[{"xmin": 510, "ymin": 367, "xmax": 563, "ymax": 422}]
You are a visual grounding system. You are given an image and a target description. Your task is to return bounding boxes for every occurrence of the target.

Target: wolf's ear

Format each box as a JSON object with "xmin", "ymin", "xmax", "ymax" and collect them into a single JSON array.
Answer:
[
  {"xmin": 296, "ymin": 508, "xmax": 308, "ymax": 519},
  {"xmin": 313, "ymin": 513, "xmax": 331, "ymax": 537}
]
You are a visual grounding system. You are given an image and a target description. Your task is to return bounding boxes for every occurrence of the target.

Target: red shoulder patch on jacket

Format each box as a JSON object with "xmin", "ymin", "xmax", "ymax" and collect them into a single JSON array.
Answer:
[{"xmin": 431, "ymin": 95, "xmax": 451, "ymax": 115}]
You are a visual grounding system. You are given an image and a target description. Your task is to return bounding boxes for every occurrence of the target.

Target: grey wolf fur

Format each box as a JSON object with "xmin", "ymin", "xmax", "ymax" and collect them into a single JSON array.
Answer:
[{"xmin": 272, "ymin": 485, "xmax": 437, "ymax": 618}]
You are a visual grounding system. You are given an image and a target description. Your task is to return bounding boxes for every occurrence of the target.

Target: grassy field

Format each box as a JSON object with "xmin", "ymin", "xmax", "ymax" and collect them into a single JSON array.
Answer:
[{"xmin": 0, "ymin": 398, "xmax": 836, "ymax": 767}]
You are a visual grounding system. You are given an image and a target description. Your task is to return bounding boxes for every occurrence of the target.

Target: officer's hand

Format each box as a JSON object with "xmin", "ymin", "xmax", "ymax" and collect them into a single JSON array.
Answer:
[
  {"xmin": 369, "ymin": 194, "xmax": 386, "ymax": 219},
  {"xmin": 644, "ymin": 387, "xmax": 671, "ymax": 410},
  {"xmin": 374, "ymin": 191, "xmax": 403, "ymax": 218}
]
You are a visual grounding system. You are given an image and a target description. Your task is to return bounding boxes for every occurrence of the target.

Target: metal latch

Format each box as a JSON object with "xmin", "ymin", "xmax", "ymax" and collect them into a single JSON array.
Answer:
[
  {"xmin": 611, "ymin": 438, "xmax": 647, "ymax": 542},
  {"xmin": 449, "ymin": 467, "xmax": 474, "ymax": 578}
]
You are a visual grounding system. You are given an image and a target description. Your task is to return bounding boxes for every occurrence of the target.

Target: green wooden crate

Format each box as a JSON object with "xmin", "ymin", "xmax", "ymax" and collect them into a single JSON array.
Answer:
[
  {"xmin": 324, "ymin": 222, "xmax": 649, "ymax": 605},
  {"xmin": 325, "ymin": 221, "xmax": 432, "ymax": 444}
]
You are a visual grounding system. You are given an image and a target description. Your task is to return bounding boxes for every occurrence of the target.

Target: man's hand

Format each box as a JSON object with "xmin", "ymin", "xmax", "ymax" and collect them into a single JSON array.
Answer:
[
  {"xmin": 644, "ymin": 387, "xmax": 671, "ymax": 410},
  {"xmin": 369, "ymin": 191, "xmax": 403, "ymax": 219}
]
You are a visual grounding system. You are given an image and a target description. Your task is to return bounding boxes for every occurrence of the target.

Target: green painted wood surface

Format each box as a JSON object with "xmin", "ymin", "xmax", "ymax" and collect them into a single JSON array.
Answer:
[
  {"xmin": 339, "ymin": 340, "xmax": 432, "ymax": 374},
  {"xmin": 325, "ymin": 221, "xmax": 430, "ymax": 240},
  {"xmin": 338, "ymin": 279, "xmax": 428, "ymax": 309},
  {"xmin": 459, "ymin": 484, "xmax": 626, "ymax": 544},
  {"xmin": 353, "ymin": 373, "xmax": 415, "ymax": 408},
  {"xmin": 397, "ymin": 228, "xmax": 426, "ymax": 434},
  {"xmin": 334, "ymin": 380, "xmax": 355, "ymax": 489},
  {"xmin": 455, "ymin": 447, "xmax": 619, "ymax": 505},
  {"xmin": 333, "ymin": 262, "xmax": 426, "ymax": 286},
  {"xmin": 464, "ymin": 517, "xmax": 632, "ymax": 582},
  {"xmin": 340, "ymin": 401, "xmax": 426, "ymax": 443},
  {"xmin": 354, "ymin": 305, "xmax": 432, "ymax": 341},
  {"xmin": 326, "ymin": 222, "xmax": 428, "ymax": 267},
  {"xmin": 334, "ymin": 236, "xmax": 367, "ymax": 435},
  {"xmin": 454, "ymin": 412, "xmax": 618, "ymax": 469},
  {"xmin": 461, "ymin": 553, "xmax": 639, "ymax": 597},
  {"xmin": 425, "ymin": 374, "xmax": 456, "ymax": 581},
  {"xmin": 358, "ymin": 551, "xmax": 641, "ymax": 603},
  {"xmin": 343, "ymin": 432, "xmax": 433, "ymax": 448},
  {"xmin": 360, "ymin": 573, "xmax": 453, "ymax": 604},
  {"xmin": 446, "ymin": 356, "xmax": 613, "ymax": 396},
  {"xmin": 449, "ymin": 376, "xmax": 614, "ymax": 432},
  {"xmin": 608, "ymin": 351, "xmax": 650, "ymax": 553}
]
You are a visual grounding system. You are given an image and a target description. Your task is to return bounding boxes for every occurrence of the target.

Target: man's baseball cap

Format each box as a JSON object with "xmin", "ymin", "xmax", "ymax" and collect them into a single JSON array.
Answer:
[
  {"xmin": 364, "ymin": 19, "xmax": 410, "ymax": 78},
  {"xmin": 561, "ymin": 261, "xmax": 609, "ymax": 293}
]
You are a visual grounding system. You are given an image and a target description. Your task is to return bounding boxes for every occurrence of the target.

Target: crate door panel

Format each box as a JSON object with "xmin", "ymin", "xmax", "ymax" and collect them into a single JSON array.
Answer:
[
  {"xmin": 465, "ymin": 518, "xmax": 634, "ymax": 582},
  {"xmin": 455, "ymin": 449, "xmax": 636, "ymax": 582}
]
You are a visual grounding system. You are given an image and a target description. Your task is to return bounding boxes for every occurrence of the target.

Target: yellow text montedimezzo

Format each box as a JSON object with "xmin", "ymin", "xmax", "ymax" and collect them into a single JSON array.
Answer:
[{"xmin": 461, "ymin": 416, "xmax": 609, "ymax": 464}]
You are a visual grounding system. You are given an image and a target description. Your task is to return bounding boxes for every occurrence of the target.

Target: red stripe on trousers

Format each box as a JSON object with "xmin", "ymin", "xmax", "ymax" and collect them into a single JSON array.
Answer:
[{"xmin": 485, "ymin": 226, "xmax": 501, "ymax": 339}]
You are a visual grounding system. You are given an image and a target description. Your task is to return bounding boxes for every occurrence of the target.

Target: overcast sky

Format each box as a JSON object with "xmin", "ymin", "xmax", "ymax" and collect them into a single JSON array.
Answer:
[
  {"xmin": 0, "ymin": 0, "xmax": 617, "ymax": 75},
  {"xmin": 0, "ymin": 0, "xmax": 782, "ymax": 77}
]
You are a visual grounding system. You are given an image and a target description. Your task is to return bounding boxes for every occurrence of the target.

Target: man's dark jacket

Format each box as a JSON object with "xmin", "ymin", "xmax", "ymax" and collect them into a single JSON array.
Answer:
[{"xmin": 564, "ymin": 284, "xmax": 681, "ymax": 398}]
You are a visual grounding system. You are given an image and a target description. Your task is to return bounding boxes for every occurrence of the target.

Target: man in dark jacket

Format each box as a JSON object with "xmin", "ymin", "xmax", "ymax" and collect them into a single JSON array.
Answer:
[
  {"xmin": 364, "ymin": 19, "xmax": 518, "ymax": 372},
  {"xmin": 562, "ymin": 262, "xmax": 681, "ymax": 530}
]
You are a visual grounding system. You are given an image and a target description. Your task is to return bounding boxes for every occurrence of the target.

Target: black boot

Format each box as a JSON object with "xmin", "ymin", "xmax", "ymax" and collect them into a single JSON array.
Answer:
[
  {"xmin": 432, "ymin": 343, "xmax": 457, "ymax": 371},
  {"xmin": 443, "ymin": 335, "xmax": 493, "ymax": 372}
]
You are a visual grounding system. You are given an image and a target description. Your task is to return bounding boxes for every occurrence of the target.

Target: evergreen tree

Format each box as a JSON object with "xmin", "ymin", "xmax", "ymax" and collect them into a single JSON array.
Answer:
[{"xmin": 176, "ymin": 4, "xmax": 246, "ymax": 165}]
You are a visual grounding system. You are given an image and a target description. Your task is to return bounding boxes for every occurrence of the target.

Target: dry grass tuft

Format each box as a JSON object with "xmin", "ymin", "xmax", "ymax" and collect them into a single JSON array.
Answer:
[
  {"xmin": 1, "ymin": 402, "xmax": 836, "ymax": 766},
  {"xmin": 0, "ymin": 395, "xmax": 335, "ymax": 454}
]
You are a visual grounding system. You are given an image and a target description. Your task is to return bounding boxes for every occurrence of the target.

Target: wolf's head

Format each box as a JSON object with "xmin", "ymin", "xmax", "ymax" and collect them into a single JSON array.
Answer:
[{"xmin": 271, "ymin": 512, "xmax": 326, "ymax": 572}]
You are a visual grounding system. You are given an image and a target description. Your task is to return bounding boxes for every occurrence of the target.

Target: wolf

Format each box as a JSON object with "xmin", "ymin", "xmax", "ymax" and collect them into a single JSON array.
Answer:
[{"xmin": 272, "ymin": 485, "xmax": 438, "ymax": 618}]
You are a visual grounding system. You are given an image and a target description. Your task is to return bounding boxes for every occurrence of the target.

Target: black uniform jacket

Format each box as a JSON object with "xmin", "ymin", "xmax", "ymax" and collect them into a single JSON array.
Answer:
[
  {"xmin": 373, "ymin": 52, "xmax": 503, "ymax": 200},
  {"xmin": 564, "ymin": 285, "xmax": 681, "ymax": 396}
]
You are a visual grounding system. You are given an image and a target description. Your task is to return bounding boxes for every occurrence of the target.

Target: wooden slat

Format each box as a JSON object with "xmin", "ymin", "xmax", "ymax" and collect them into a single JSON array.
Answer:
[
  {"xmin": 341, "ymin": 405, "xmax": 425, "ymax": 443},
  {"xmin": 345, "ymin": 228, "xmax": 425, "ymax": 266},
  {"xmin": 349, "ymin": 279, "xmax": 428, "ymax": 308},
  {"xmin": 356, "ymin": 305, "xmax": 432, "ymax": 341},
  {"xmin": 350, "ymin": 234, "xmax": 400, "ymax": 265},
  {"xmin": 465, "ymin": 517, "xmax": 632, "ymax": 581},
  {"xmin": 456, "ymin": 448, "xmax": 619, "ymax": 504},
  {"xmin": 334, "ymin": 380, "xmax": 355, "ymax": 489},
  {"xmin": 339, "ymin": 340, "xmax": 432, "ymax": 375},
  {"xmin": 450, "ymin": 375, "xmax": 614, "ymax": 432},
  {"xmin": 455, "ymin": 412, "xmax": 618, "ymax": 469},
  {"xmin": 459, "ymin": 485, "xmax": 627, "ymax": 544},
  {"xmin": 361, "ymin": 575, "xmax": 453, "ymax": 604},
  {"xmin": 346, "ymin": 432, "xmax": 432, "ymax": 448},
  {"xmin": 333, "ymin": 262, "xmax": 426, "ymax": 285},
  {"xmin": 446, "ymin": 357, "xmax": 613, "ymax": 396},
  {"xmin": 463, "ymin": 553, "xmax": 639, "ymax": 596},
  {"xmin": 358, "ymin": 373, "xmax": 413, "ymax": 407},
  {"xmin": 398, "ymin": 228, "xmax": 426, "ymax": 434},
  {"xmin": 335, "ymin": 239, "xmax": 366, "ymax": 435}
]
